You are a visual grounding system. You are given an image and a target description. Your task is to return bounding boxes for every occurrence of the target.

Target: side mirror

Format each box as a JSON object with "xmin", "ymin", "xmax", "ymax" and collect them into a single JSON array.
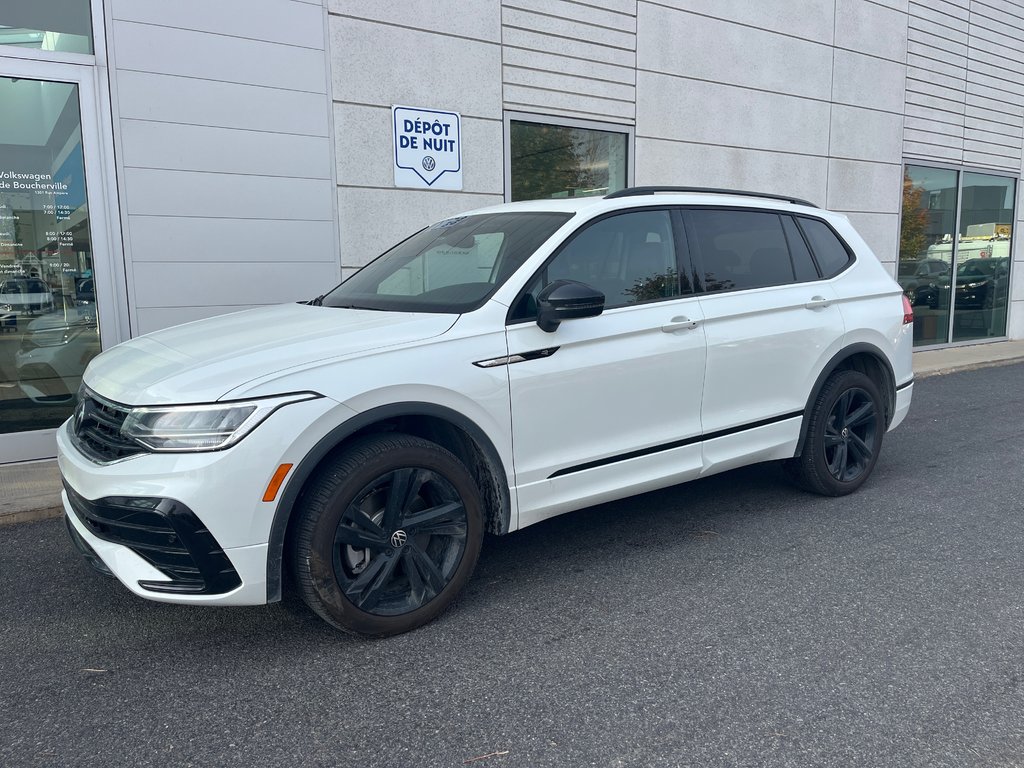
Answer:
[{"xmin": 536, "ymin": 280, "xmax": 604, "ymax": 333}]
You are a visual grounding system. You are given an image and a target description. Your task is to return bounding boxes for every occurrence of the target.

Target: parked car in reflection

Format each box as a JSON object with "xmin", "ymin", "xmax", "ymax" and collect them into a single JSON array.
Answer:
[
  {"xmin": 14, "ymin": 307, "xmax": 99, "ymax": 404},
  {"xmin": 913, "ymin": 257, "xmax": 1009, "ymax": 311},
  {"xmin": 0, "ymin": 277, "xmax": 55, "ymax": 315},
  {"xmin": 898, "ymin": 258, "xmax": 949, "ymax": 307}
]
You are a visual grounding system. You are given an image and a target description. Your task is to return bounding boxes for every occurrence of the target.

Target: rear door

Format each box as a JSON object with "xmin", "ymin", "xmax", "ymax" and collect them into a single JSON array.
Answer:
[{"xmin": 684, "ymin": 208, "xmax": 847, "ymax": 474}]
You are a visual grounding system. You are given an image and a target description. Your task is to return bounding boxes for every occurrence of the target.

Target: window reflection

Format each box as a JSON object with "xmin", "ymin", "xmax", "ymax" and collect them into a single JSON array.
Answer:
[
  {"xmin": 510, "ymin": 120, "xmax": 627, "ymax": 201},
  {"xmin": 898, "ymin": 167, "xmax": 956, "ymax": 346},
  {"xmin": 898, "ymin": 166, "xmax": 1014, "ymax": 346},
  {"xmin": 0, "ymin": 78, "xmax": 97, "ymax": 435},
  {"xmin": 0, "ymin": 0, "xmax": 93, "ymax": 54},
  {"xmin": 952, "ymin": 173, "xmax": 1014, "ymax": 342}
]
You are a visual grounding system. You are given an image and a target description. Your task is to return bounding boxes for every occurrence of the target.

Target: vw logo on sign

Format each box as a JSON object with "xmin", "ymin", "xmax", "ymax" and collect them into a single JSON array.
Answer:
[{"xmin": 390, "ymin": 530, "xmax": 408, "ymax": 548}]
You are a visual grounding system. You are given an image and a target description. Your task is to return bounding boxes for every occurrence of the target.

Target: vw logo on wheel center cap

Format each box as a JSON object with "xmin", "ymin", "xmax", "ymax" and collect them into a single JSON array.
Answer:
[
  {"xmin": 841, "ymin": 427, "xmax": 850, "ymax": 439},
  {"xmin": 390, "ymin": 530, "xmax": 408, "ymax": 548}
]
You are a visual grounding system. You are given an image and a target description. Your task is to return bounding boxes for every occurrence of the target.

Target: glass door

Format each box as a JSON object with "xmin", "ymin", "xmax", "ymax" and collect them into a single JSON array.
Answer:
[
  {"xmin": 899, "ymin": 165, "xmax": 1016, "ymax": 347},
  {"xmin": 0, "ymin": 63, "xmax": 114, "ymax": 463}
]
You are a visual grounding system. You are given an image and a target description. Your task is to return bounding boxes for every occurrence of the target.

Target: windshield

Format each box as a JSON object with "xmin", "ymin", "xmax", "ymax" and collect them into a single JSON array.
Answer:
[
  {"xmin": 957, "ymin": 259, "xmax": 1003, "ymax": 279},
  {"xmin": 323, "ymin": 211, "xmax": 572, "ymax": 313}
]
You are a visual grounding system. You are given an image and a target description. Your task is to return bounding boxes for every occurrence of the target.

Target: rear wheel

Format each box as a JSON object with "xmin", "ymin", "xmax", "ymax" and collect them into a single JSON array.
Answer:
[
  {"xmin": 291, "ymin": 434, "xmax": 483, "ymax": 636},
  {"xmin": 786, "ymin": 370, "xmax": 884, "ymax": 496}
]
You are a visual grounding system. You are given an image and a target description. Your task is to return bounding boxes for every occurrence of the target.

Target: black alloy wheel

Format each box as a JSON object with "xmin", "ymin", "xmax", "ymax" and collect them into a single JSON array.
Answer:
[
  {"xmin": 291, "ymin": 434, "xmax": 484, "ymax": 636},
  {"xmin": 823, "ymin": 386, "xmax": 878, "ymax": 483},
  {"xmin": 332, "ymin": 467, "xmax": 468, "ymax": 616},
  {"xmin": 786, "ymin": 369, "xmax": 885, "ymax": 497}
]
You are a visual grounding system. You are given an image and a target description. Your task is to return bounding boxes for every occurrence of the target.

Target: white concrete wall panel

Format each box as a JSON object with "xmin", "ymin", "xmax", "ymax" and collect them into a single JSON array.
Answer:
[
  {"xmin": 123, "ymin": 169, "xmax": 334, "ymax": 221},
  {"xmin": 501, "ymin": 0, "xmax": 637, "ymax": 122},
  {"xmin": 835, "ymin": 0, "xmax": 909, "ymax": 62},
  {"xmin": 964, "ymin": 0, "xmax": 1024, "ymax": 171},
  {"xmin": 328, "ymin": 0, "xmax": 501, "ymax": 42},
  {"xmin": 120, "ymin": 122, "xmax": 332, "ymax": 179},
  {"xmin": 109, "ymin": 2, "xmax": 336, "ymax": 333},
  {"xmin": 638, "ymin": 0, "xmax": 834, "ymax": 43},
  {"xmin": 128, "ymin": 217, "xmax": 336, "ymax": 264},
  {"xmin": 115, "ymin": 72, "xmax": 330, "ymax": 136},
  {"xmin": 829, "ymin": 105, "xmax": 905, "ymax": 165},
  {"xmin": 112, "ymin": 21, "xmax": 327, "ymax": 93},
  {"xmin": 330, "ymin": 17, "xmax": 501, "ymax": 118},
  {"xmin": 833, "ymin": 50, "xmax": 908, "ymax": 114},
  {"xmin": 502, "ymin": 25, "xmax": 635, "ymax": 67},
  {"xmin": 634, "ymin": 138, "xmax": 829, "ymax": 207},
  {"xmin": 131, "ymin": 262, "xmax": 337, "ymax": 308},
  {"xmin": 637, "ymin": 5, "xmax": 833, "ymax": 101},
  {"xmin": 337, "ymin": 189, "xmax": 503, "ymax": 274},
  {"xmin": 636, "ymin": 72, "xmax": 831, "ymax": 156},
  {"xmin": 503, "ymin": 46, "xmax": 635, "ymax": 85},
  {"xmin": 826, "ymin": 160, "xmax": 903, "ymax": 215},
  {"xmin": 503, "ymin": 83, "xmax": 635, "ymax": 121},
  {"xmin": 110, "ymin": 0, "xmax": 326, "ymax": 48}
]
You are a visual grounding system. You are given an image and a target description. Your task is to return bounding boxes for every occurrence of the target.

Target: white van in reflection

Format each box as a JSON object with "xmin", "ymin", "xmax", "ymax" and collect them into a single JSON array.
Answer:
[
  {"xmin": 15, "ymin": 307, "xmax": 99, "ymax": 404},
  {"xmin": 925, "ymin": 236, "xmax": 1011, "ymax": 264}
]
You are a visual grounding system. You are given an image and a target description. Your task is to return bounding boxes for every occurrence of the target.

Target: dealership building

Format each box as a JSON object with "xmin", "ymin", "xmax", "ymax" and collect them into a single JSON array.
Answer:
[{"xmin": 1, "ymin": 0, "xmax": 1023, "ymax": 468}]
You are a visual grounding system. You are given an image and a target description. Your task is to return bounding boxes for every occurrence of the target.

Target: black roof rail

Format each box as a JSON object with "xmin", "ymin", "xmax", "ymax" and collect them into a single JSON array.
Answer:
[{"xmin": 604, "ymin": 186, "xmax": 819, "ymax": 208}]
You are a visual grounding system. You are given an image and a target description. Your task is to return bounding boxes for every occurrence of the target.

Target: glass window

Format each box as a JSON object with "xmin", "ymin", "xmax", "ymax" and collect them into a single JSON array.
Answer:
[
  {"xmin": 323, "ymin": 212, "xmax": 572, "ymax": 313},
  {"xmin": 898, "ymin": 166, "xmax": 957, "ymax": 346},
  {"xmin": 1, "ymin": 77, "xmax": 98, "ymax": 436},
  {"xmin": 897, "ymin": 165, "xmax": 1014, "ymax": 346},
  {"xmin": 781, "ymin": 215, "xmax": 819, "ymax": 281},
  {"xmin": 688, "ymin": 209, "xmax": 794, "ymax": 292},
  {"xmin": 509, "ymin": 119, "xmax": 628, "ymax": 201},
  {"xmin": 511, "ymin": 210, "xmax": 683, "ymax": 320},
  {"xmin": 952, "ymin": 172, "xmax": 1014, "ymax": 342},
  {"xmin": 797, "ymin": 217, "xmax": 852, "ymax": 278},
  {"xmin": 0, "ymin": 0, "xmax": 93, "ymax": 54}
]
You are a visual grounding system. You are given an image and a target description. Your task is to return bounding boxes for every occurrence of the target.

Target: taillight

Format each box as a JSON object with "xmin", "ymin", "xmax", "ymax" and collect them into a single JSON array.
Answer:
[{"xmin": 902, "ymin": 295, "xmax": 914, "ymax": 325}]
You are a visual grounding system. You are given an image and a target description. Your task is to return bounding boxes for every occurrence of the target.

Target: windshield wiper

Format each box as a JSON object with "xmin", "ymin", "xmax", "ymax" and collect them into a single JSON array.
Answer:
[{"xmin": 307, "ymin": 294, "xmax": 325, "ymax": 306}]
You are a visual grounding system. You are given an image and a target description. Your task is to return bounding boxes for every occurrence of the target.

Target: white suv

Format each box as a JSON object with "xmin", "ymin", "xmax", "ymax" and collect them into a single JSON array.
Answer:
[{"xmin": 59, "ymin": 188, "xmax": 914, "ymax": 636}]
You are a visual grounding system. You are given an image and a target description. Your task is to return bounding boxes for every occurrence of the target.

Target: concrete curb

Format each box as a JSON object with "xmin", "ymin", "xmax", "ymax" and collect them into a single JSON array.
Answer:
[{"xmin": 0, "ymin": 506, "xmax": 62, "ymax": 526}]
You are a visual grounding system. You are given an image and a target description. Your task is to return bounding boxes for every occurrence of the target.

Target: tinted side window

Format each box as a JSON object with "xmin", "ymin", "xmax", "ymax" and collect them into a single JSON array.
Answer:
[
  {"xmin": 797, "ymin": 217, "xmax": 852, "ymax": 278},
  {"xmin": 689, "ymin": 210, "xmax": 795, "ymax": 292},
  {"xmin": 513, "ymin": 210, "xmax": 684, "ymax": 319},
  {"xmin": 781, "ymin": 215, "xmax": 820, "ymax": 281}
]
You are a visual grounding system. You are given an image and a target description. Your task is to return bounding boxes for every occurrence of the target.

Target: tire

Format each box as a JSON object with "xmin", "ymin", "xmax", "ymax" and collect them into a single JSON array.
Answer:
[
  {"xmin": 786, "ymin": 370, "xmax": 885, "ymax": 497},
  {"xmin": 290, "ymin": 433, "xmax": 484, "ymax": 636}
]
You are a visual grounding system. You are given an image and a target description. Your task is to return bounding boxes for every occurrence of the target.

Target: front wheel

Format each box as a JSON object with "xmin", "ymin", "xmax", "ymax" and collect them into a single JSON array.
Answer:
[
  {"xmin": 786, "ymin": 370, "xmax": 885, "ymax": 496},
  {"xmin": 290, "ymin": 434, "xmax": 484, "ymax": 636}
]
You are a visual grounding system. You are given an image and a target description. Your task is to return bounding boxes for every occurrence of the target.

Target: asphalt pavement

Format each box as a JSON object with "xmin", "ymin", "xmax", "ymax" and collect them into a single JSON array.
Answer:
[{"xmin": 2, "ymin": 362, "xmax": 1024, "ymax": 767}]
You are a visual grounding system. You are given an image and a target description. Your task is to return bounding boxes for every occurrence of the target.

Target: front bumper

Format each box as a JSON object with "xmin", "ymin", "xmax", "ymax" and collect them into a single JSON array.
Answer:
[{"xmin": 57, "ymin": 394, "xmax": 344, "ymax": 606}]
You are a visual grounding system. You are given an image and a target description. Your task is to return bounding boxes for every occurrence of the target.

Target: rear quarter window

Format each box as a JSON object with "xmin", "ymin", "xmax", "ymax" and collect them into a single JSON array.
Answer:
[{"xmin": 797, "ymin": 217, "xmax": 853, "ymax": 278}]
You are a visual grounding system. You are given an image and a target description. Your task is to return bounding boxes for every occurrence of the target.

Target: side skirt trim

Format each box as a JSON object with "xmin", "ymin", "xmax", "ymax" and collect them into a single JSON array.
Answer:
[{"xmin": 548, "ymin": 410, "xmax": 804, "ymax": 479}]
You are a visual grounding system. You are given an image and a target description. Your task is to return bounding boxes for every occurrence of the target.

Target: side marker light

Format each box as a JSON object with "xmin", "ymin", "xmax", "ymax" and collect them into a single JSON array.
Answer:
[{"xmin": 263, "ymin": 463, "xmax": 294, "ymax": 503}]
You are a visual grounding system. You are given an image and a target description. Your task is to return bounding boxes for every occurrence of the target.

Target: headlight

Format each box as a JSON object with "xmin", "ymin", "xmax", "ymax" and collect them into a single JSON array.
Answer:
[{"xmin": 120, "ymin": 392, "xmax": 320, "ymax": 452}]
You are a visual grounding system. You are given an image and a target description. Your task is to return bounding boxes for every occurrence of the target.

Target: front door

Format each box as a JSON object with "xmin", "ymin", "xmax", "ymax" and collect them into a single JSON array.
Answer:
[{"xmin": 505, "ymin": 208, "xmax": 707, "ymax": 528}]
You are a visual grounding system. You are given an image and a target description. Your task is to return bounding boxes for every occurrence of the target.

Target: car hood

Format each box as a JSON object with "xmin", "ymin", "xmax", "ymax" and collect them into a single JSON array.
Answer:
[{"xmin": 84, "ymin": 303, "xmax": 457, "ymax": 405}]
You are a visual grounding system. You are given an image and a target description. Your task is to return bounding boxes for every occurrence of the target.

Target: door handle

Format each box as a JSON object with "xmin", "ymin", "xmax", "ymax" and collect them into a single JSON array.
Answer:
[
  {"xmin": 805, "ymin": 296, "xmax": 831, "ymax": 310},
  {"xmin": 661, "ymin": 316, "xmax": 699, "ymax": 333}
]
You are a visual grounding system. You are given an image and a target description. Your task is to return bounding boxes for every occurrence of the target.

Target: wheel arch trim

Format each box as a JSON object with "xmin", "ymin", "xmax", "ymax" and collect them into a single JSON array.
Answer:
[
  {"xmin": 794, "ymin": 343, "xmax": 897, "ymax": 458},
  {"xmin": 265, "ymin": 401, "xmax": 510, "ymax": 603}
]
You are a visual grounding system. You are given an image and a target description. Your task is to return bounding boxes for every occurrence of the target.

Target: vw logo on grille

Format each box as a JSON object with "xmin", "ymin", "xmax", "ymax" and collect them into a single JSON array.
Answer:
[{"xmin": 390, "ymin": 530, "xmax": 408, "ymax": 548}]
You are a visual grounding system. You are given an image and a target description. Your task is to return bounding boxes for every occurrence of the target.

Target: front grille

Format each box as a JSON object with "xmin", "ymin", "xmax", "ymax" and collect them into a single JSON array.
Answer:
[
  {"xmin": 71, "ymin": 389, "xmax": 145, "ymax": 463},
  {"xmin": 64, "ymin": 483, "xmax": 241, "ymax": 595}
]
